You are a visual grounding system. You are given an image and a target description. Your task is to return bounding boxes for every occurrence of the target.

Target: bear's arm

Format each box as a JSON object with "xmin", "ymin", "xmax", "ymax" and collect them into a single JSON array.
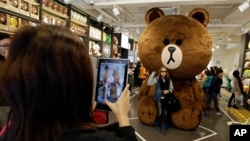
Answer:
[{"xmin": 169, "ymin": 79, "xmax": 174, "ymax": 93}]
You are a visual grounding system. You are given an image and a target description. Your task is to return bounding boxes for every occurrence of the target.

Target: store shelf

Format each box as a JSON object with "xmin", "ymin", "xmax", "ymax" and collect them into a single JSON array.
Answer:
[
  {"xmin": 71, "ymin": 19, "xmax": 87, "ymax": 27},
  {"xmin": 42, "ymin": 6, "xmax": 68, "ymax": 19},
  {"xmin": 0, "ymin": 0, "xmax": 117, "ymax": 59}
]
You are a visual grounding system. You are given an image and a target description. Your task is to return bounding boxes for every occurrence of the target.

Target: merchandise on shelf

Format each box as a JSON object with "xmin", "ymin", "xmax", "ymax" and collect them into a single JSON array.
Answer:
[
  {"xmin": 0, "ymin": 13, "xmax": 7, "ymax": 26},
  {"xmin": 89, "ymin": 26, "xmax": 101, "ymax": 40},
  {"xmin": 9, "ymin": 0, "xmax": 18, "ymax": 8},
  {"xmin": 102, "ymin": 44, "xmax": 111, "ymax": 58},
  {"xmin": 21, "ymin": 0, "xmax": 29, "ymax": 12},
  {"xmin": 89, "ymin": 41, "xmax": 102, "ymax": 57},
  {"xmin": 0, "ymin": 0, "xmax": 118, "ymax": 58}
]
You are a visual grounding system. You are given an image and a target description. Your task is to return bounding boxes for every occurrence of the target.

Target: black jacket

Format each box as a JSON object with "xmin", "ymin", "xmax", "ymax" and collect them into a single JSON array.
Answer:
[
  {"xmin": 62, "ymin": 122, "xmax": 137, "ymax": 141},
  {"xmin": 210, "ymin": 75, "xmax": 223, "ymax": 94},
  {"xmin": 0, "ymin": 122, "xmax": 138, "ymax": 141}
]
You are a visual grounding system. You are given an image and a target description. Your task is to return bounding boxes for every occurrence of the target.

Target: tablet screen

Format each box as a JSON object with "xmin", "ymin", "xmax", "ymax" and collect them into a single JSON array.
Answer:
[{"xmin": 95, "ymin": 58, "xmax": 129, "ymax": 111}]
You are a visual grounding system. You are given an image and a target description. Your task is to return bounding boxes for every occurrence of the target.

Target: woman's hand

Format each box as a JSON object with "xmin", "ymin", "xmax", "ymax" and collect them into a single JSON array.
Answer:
[
  {"xmin": 151, "ymin": 71, "xmax": 156, "ymax": 76},
  {"xmin": 105, "ymin": 84, "xmax": 131, "ymax": 127},
  {"xmin": 163, "ymin": 90, "xmax": 170, "ymax": 95},
  {"xmin": 92, "ymin": 101, "xmax": 97, "ymax": 110}
]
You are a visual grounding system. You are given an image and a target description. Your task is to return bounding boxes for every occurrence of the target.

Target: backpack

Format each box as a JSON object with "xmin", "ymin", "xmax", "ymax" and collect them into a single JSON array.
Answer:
[{"xmin": 203, "ymin": 76, "xmax": 213, "ymax": 89}]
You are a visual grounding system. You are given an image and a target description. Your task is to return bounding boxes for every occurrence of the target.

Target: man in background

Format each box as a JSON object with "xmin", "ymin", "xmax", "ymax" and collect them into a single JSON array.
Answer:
[{"xmin": 0, "ymin": 32, "xmax": 11, "ymax": 61}]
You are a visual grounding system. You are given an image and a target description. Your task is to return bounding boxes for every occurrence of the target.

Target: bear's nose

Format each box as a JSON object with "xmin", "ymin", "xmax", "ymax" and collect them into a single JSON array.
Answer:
[{"xmin": 168, "ymin": 47, "xmax": 176, "ymax": 53}]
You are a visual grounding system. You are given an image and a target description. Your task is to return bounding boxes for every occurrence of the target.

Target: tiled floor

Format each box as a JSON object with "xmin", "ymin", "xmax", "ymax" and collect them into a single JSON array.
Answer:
[{"xmin": 106, "ymin": 86, "xmax": 250, "ymax": 141}]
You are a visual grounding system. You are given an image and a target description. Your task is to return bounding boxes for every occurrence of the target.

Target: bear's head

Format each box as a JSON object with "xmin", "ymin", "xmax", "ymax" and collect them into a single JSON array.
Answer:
[{"xmin": 138, "ymin": 8, "xmax": 212, "ymax": 80}]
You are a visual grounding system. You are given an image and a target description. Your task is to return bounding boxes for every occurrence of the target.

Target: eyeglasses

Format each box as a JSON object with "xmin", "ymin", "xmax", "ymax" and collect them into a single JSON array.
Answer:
[{"xmin": 0, "ymin": 44, "xmax": 10, "ymax": 48}]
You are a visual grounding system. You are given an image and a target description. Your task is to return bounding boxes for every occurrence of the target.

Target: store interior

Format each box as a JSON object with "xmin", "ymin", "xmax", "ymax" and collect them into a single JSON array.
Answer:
[{"xmin": 1, "ymin": 0, "xmax": 250, "ymax": 140}]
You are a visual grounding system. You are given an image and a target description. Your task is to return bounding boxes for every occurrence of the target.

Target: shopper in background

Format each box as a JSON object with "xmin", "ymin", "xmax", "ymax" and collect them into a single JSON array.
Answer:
[
  {"xmin": 133, "ymin": 62, "xmax": 141, "ymax": 87},
  {"xmin": 139, "ymin": 64, "xmax": 147, "ymax": 87},
  {"xmin": 0, "ymin": 25, "xmax": 137, "ymax": 141},
  {"xmin": 0, "ymin": 32, "xmax": 11, "ymax": 131},
  {"xmin": 206, "ymin": 68, "xmax": 224, "ymax": 116},
  {"xmin": 147, "ymin": 67, "xmax": 173, "ymax": 133},
  {"xmin": 228, "ymin": 70, "xmax": 245, "ymax": 109},
  {"xmin": 0, "ymin": 33, "xmax": 11, "ymax": 61}
]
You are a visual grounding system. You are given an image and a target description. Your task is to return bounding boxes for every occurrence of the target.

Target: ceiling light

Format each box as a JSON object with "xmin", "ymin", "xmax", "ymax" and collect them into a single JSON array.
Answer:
[
  {"xmin": 112, "ymin": 5, "xmax": 120, "ymax": 16},
  {"xmin": 136, "ymin": 29, "xmax": 140, "ymax": 34},
  {"xmin": 227, "ymin": 37, "xmax": 232, "ymax": 42},
  {"xmin": 97, "ymin": 14, "xmax": 103, "ymax": 22},
  {"xmin": 114, "ymin": 25, "xmax": 120, "ymax": 31},
  {"xmin": 64, "ymin": 0, "xmax": 73, "ymax": 4},
  {"xmin": 238, "ymin": 0, "xmax": 250, "ymax": 12},
  {"xmin": 241, "ymin": 27, "xmax": 248, "ymax": 33}
]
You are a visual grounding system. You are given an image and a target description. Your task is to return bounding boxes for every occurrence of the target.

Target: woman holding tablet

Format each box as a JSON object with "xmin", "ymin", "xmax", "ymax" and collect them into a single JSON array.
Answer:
[{"xmin": 0, "ymin": 25, "xmax": 137, "ymax": 141}]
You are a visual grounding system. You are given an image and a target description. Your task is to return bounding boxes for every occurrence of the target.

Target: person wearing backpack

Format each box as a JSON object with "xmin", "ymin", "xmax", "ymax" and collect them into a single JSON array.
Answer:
[
  {"xmin": 206, "ymin": 68, "xmax": 224, "ymax": 116},
  {"xmin": 203, "ymin": 69, "xmax": 213, "ymax": 92},
  {"xmin": 133, "ymin": 62, "xmax": 141, "ymax": 87}
]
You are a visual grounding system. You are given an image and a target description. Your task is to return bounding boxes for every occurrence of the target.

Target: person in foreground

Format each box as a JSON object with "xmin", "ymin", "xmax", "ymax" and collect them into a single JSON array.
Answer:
[{"xmin": 0, "ymin": 25, "xmax": 137, "ymax": 141}]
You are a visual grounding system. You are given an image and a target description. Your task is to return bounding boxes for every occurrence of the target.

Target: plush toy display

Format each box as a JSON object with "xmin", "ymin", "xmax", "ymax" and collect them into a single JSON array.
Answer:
[
  {"xmin": 89, "ymin": 42, "xmax": 102, "ymax": 57},
  {"xmin": 112, "ymin": 36, "xmax": 120, "ymax": 58},
  {"xmin": 137, "ymin": 7, "xmax": 212, "ymax": 130}
]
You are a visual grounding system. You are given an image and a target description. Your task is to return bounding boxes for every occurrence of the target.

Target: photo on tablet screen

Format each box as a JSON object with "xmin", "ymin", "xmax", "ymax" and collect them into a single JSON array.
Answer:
[{"xmin": 95, "ymin": 58, "xmax": 129, "ymax": 111}]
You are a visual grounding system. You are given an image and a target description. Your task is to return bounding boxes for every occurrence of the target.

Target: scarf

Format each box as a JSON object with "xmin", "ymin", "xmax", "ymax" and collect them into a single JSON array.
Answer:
[{"xmin": 159, "ymin": 77, "xmax": 170, "ymax": 91}]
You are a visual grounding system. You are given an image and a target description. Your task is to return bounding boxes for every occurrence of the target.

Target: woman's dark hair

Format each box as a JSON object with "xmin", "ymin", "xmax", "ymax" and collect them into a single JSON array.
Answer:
[
  {"xmin": 204, "ymin": 69, "xmax": 211, "ymax": 76},
  {"xmin": 216, "ymin": 68, "xmax": 223, "ymax": 75},
  {"xmin": 0, "ymin": 25, "xmax": 94, "ymax": 141},
  {"xmin": 233, "ymin": 70, "xmax": 244, "ymax": 93},
  {"xmin": 0, "ymin": 32, "xmax": 11, "ymax": 40},
  {"xmin": 233, "ymin": 70, "xmax": 240, "ymax": 78}
]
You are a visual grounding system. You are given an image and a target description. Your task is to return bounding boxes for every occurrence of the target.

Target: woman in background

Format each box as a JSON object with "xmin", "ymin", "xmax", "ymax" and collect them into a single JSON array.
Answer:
[
  {"xmin": 139, "ymin": 64, "xmax": 147, "ymax": 87},
  {"xmin": 0, "ymin": 25, "xmax": 137, "ymax": 141},
  {"xmin": 228, "ymin": 70, "xmax": 245, "ymax": 108}
]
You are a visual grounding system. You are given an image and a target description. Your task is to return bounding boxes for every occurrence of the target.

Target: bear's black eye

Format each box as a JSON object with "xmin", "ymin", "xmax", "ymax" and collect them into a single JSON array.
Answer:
[
  {"xmin": 163, "ymin": 38, "xmax": 170, "ymax": 45},
  {"xmin": 176, "ymin": 39, "xmax": 182, "ymax": 46}
]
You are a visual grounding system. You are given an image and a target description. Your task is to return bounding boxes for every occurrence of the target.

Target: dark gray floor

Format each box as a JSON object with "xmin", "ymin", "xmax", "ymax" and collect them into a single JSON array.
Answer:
[
  {"xmin": 106, "ymin": 87, "xmax": 240, "ymax": 141},
  {"xmin": 129, "ymin": 87, "xmax": 238, "ymax": 141}
]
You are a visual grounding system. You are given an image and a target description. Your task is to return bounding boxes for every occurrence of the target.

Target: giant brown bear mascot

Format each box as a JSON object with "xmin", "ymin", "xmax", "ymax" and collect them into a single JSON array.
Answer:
[{"xmin": 137, "ymin": 7, "xmax": 212, "ymax": 130}]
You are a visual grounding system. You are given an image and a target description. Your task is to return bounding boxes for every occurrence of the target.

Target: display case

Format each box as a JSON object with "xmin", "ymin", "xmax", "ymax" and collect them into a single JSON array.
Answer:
[
  {"xmin": 88, "ymin": 17, "xmax": 102, "ymax": 57},
  {"xmin": 69, "ymin": 8, "xmax": 88, "ymax": 37},
  {"xmin": 241, "ymin": 33, "xmax": 250, "ymax": 78},
  {"xmin": 0, "ymin": 0, "xmax": 119, "ymax": 59},
  {"xmin": 101, "ymin": 24, "xmax": 112, "ymax": 58},
  {"xmin": 0, "ymin": 0, "xmax": 40, "ymax": 34},
  {"xmin": 41, "ymin": 0, "xmax": 68, "ymax": 26},
  {"xmin": 114, "ymin": 33, "xmax": 129, "ymax": 59}
]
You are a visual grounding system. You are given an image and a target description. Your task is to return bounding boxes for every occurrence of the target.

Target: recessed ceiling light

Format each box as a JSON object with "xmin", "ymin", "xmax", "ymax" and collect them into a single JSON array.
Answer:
[
  {"xmin": 238, "ymin": 0, "xmax": 250, "ymax": 12},
  {"xmin": 97, "ymin": 14, "xmax": 103, "ymax": 22}
]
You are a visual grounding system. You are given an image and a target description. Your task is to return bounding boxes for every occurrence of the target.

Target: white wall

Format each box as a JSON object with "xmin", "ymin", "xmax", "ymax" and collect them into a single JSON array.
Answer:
[{"xmin": 211, "ymin": 45, "xmax": 241, "ymax": 73}]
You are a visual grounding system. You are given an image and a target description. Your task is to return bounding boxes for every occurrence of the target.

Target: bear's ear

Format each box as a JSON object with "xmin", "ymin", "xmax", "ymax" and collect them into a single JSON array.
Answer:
[
  {"xmin": 145, "ymin": 8, "xmax": 165, "ymax": 25},
  {"xmin": 188, "ymin": 8, "xmax": 209, "ymax": 27}
]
